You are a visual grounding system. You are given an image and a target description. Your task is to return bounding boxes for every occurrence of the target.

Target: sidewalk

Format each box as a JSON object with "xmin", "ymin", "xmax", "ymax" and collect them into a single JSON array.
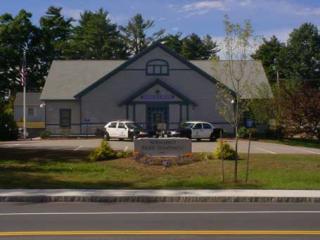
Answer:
[{"xmin": 0, "ymin": 189, "xmax": 320, "ymax": 203}]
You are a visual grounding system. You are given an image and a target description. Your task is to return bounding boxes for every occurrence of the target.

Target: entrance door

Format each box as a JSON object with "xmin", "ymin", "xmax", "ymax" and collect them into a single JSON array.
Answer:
[{"xmin": 146, "ymin": 104, "xmax": 169, "ymax": 131}]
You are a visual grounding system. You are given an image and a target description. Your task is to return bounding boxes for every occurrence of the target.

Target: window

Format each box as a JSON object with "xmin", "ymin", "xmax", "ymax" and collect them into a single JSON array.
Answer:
[
  {"xmin": 146, "ymin": 59, "xmax": 169, "ymax": 75},
  {"xmin": 28, "ymin": 107, "xmax": 35, "ymax": 117},
  {"xmin": 118, "ymin": 123, "xmax": 125, "ymax": 128},
  {"xmin": 109, "ymin": 122, "xmax": 117, "ymax": 128},
  {"xmin": 193, "ymin": 123, "xmax": 202, "ymax": 129},
  {"xmin": 203, "ymin": 123, "xmax": 212, "ymax": 129},
  {"xmin": 59, "ymin": 109, "xmax": 71, "ymax": 128}
]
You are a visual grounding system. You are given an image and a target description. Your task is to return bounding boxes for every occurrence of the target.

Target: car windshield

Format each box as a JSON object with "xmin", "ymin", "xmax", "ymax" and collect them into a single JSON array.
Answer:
[
  {"xmin": 126, "ymin": 122, "xmax": 142, "ymax": 130},
  {"xmin": 181, "ymin": 122, "xmax": 194, "ymax": 128}
]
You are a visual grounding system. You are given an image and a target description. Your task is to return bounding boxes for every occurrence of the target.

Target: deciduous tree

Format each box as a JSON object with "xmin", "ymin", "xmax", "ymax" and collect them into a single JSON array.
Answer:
[{"xmin": 215, "ymin": 15, "xmax": 254, "ymax": 182}]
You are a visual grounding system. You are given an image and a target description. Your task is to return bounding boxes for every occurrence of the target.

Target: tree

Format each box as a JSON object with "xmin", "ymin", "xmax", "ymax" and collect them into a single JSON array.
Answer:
[
  {"xmin": 120, "ymin": 14, "xmax": 165, "ymax": 55},
  {"xmin": 215, "ymin": 15, "xmax": 254, "ymax": 182},
  {"xmin": 285, "ymin": 23, "xmax": 320, "ymax": 83},
  {"xmin": 202, "ymin": 34, "xmax": 220, "ymax": 59},
  {"xmin": 181, "ymin": 33, "xmax": 219, "ymax": 60},
  {"xmin": 280, "ymin": 84, "xmax": 320, "ymax": 139},
  {"xmin": 161, "ymin": 33, "xmax": 183, "ymax": 54},
  {"xmin": 0, "ymin": 99, "xmax": 18, "ymax": 140},
  {"xmin": 252, "ymin": 36, "xmax": 285, "ymax": 84},
  {"xmin": 67, "ymin": 8, "xmax": 128, "ymax": 59},
  {"xmin": 40, "ymin": 6, "xmax": 73, "ymax": 60},
  {"xmin": 0, "ymin": 10, "xmax": 44, "ymax": 96}
]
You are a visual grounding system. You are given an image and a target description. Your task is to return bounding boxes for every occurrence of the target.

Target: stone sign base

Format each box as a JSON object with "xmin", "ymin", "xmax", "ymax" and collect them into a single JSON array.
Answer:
[
  {"xmin": 134, "ymin": 138, "xmax": 192, "ymax": 157},
  {"xmin": 134, "ymin": 138, "xmax": 193, "ymax": 168}
]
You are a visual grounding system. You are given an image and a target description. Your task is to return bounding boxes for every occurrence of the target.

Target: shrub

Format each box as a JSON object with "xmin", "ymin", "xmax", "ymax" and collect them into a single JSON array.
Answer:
[
  {"xmin": 238, "ymin": 126, "xmax": 248, "ymax": 138},
  {"xmin": 238, "ymin": 127, "xmax": 257, "ymax": 139},
  {"xmin": 214, "ymin": 140, "xmax": 238, "ymax": 160},
  {"xmin": 40, "ymin": 130, "xmax": 52, "ymax": 139},
  {"xmin": 89, "ymin": 140, "xmax": 131, "ymax": 161},
  {"xmin": 0, "ymin": 112, "xmax": 18, "ymax": 141}
]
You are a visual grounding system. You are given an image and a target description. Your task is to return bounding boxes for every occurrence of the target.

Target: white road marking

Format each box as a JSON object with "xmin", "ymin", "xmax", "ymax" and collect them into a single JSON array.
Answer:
[
  {"xmin": 0, "ymin": 211, "xmax": 320, "ymax": 216},
  {"xmin": 73, "ymin": 146, "xmax": 83, "ymax": 151},
  {"xmin": 255, "ymin": 147, "xmax": 277, "ymax": 154}
]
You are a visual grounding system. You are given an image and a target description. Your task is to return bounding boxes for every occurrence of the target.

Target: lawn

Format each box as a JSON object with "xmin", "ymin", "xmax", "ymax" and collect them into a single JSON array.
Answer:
[
  {"xmin": 261, "ymin": 138, "xmax": 320, "ymax": 149},
  {"xmin": 0, "ymin": 148, "xmax": 319, "ymax": 189}
]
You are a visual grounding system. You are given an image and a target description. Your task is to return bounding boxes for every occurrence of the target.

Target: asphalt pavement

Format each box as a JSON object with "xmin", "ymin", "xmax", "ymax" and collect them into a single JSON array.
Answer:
[
  {"xmin": 0, "ymin": 138, "xmax": 320, "ymax": 154},
  {"xmin": 0, "ymin": 202, "xmax": 319, "ymax": 239}
]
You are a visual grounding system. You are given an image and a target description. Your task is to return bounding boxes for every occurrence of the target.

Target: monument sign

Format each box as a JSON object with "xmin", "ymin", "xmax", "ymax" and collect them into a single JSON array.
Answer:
[{"xmin": 134, "ymin": 138, "xmax": 192, "ymax": 157}]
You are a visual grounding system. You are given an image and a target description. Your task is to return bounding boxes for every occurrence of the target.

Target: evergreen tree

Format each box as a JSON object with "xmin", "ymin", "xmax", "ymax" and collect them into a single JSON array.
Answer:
[
  {"xmin": 67, "ymin": 8, "xmax": 127, "ymax": 59},
  {"xmin": 202, "ymin": 34, "xmax": 220, "ymax": 59},
  {"xmin": 285, "ymin": 23, "xmax": 320, "ymax": 83},
  {"xmin": 40, "ymin": 6, "xmax": 73, "ymax": 60},
  {"xmin": 120, "ymin": 14, "xmax": 165, "ymax": 55},
  {"xmin": 181, "ymin": 33, "xmax": 219, "ymax": 59},
  {"xmin": 252, "ymin": 36, "xmax": 286, "ymax": 84},
  {"xmin": 161, "ymin": 33, "xmax": 183, "ymax": 54},
  {"xmin": 0, "ymin": 10, "xmax": 44, "ymax": 96}
]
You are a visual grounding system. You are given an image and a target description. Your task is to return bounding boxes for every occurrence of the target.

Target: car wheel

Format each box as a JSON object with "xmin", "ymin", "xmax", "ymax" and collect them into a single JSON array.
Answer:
[
  {"xmin": 104, "ymin": 132, "xmax": 110, "ymax": 141},
  {"xmin": 129, "ymin": 135, "xmax": 136, "ymax": 141},
  {"xmin": 209, "ymin": 133, "xmax": 216, "ymax": 142}
]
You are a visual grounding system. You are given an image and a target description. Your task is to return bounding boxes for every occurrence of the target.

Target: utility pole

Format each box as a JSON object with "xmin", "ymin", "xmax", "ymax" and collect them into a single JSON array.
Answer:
[{"xmin": 21, "ymin": 47, "xmax": 27, "ymax": 139}]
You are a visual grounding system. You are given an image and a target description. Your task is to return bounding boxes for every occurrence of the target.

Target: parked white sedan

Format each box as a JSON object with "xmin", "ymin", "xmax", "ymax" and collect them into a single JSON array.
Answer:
[{"xmin": 104, "ymin": 120, "xmax": 148, "ymax": 141}]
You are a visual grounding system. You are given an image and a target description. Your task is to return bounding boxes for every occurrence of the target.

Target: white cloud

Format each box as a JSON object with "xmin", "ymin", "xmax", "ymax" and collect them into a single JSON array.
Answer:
[
  {"xmin": 181, "ymin": 0, "xmax": 228, "ymax": 16},
  {"xmin": 62, "ymin": 8, "xmax": 83, "ymax": 21}
]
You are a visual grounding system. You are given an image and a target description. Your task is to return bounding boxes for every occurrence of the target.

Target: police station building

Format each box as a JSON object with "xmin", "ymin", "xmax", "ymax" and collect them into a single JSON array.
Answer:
[{"xmin": 40, "ymin": 42, "xmax": 271, "ymax": 135}]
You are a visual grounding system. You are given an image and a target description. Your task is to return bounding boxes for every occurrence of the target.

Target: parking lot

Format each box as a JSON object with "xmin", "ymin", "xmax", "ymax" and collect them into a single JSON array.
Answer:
[{"xmin": 0, "ymin": 138, "xmax": 319, "ymax": 154}]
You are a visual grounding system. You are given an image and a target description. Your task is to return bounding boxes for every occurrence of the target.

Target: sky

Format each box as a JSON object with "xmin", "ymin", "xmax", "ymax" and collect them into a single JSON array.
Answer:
[{"xmin": 1, "ymin": 0, "xmax": 320, "ymax": 44}]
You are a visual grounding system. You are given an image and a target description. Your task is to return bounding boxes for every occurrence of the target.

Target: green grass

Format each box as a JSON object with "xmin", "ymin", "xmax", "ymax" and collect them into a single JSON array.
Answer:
[
  {"xmin": 0, "ymin": 148, "xmax": 319, "ymax": 189},
  {"xmin": 261, "ymin": 138, "xmax": 320, "ymax": 149}
]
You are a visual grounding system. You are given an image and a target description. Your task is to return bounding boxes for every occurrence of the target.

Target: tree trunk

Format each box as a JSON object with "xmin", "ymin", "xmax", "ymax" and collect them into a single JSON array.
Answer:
[
  {"xmin": 234, "ymin": 89, "xmax": 240, "ymax": 183},
  {"xmin": 245, "ymin": 131, "xmax": 252, "ymax": 183},
  {"xmin": 220, "ymin": 130, "xmax": 225, "ymax": 183}
]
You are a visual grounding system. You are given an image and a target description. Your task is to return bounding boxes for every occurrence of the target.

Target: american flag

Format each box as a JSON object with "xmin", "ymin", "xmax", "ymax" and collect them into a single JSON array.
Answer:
[{"xmin": 20, "ymin": 50, "xmax": 27, "ymax": 87}]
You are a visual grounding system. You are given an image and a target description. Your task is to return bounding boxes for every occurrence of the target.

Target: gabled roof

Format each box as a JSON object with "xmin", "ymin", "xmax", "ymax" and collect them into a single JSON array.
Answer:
[
  {"xmin": 191, "ymin": 60, "xmax": 272, "ymax": 99},
  {"xmin": 74, "ymin": 41, "xmax": 229, "ymax": 98},
  {"xmin": 40, "ymin": 60, "xmax": 124, "ymax": 100},
  {"xmin": 119, "ymin": 79, "xmax": 197, "ymax": 106},
  {"xmin": 40, "ymin": 42, "xmax": 271, "ymax": 100}
]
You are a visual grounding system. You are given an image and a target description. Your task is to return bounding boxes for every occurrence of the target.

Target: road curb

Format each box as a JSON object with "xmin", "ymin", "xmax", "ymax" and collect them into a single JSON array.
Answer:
[{"xmin": 0, "ymin": 196, "xmax": 320, "ymax": 203}]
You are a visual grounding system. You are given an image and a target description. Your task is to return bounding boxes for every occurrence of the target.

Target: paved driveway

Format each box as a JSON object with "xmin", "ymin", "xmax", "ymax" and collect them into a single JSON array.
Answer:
[{"xmin": 0, "ymin": 139, "xmax": 319, "ymax": 154}]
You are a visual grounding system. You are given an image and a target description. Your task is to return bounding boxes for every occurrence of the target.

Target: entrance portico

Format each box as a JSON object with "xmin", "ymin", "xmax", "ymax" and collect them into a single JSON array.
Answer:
[{"xmin": 119, "ymin": 79, "xmax": 196, "ymax": 130}]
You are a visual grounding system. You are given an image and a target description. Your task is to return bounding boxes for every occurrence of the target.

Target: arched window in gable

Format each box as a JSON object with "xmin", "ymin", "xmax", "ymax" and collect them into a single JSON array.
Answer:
[{"xmin": 146, "ymin": 59, "xmax": 169, "ymax": 75}]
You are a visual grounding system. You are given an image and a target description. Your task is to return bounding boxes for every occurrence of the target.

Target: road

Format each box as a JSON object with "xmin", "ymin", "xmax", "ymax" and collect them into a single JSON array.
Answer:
[
  {"xmin": 0, "ymin": 202, "xmax": 319, "ymax": 239},
  {"xmin": 0, "ymin": 138, "xmax": 320, "ymax": 154}
]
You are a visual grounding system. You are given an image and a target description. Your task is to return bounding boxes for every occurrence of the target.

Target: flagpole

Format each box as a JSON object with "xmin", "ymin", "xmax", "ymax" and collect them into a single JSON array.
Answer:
[{"xmin": 22, "ymin": 49, "xmax": 27, "ymax": 139}]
